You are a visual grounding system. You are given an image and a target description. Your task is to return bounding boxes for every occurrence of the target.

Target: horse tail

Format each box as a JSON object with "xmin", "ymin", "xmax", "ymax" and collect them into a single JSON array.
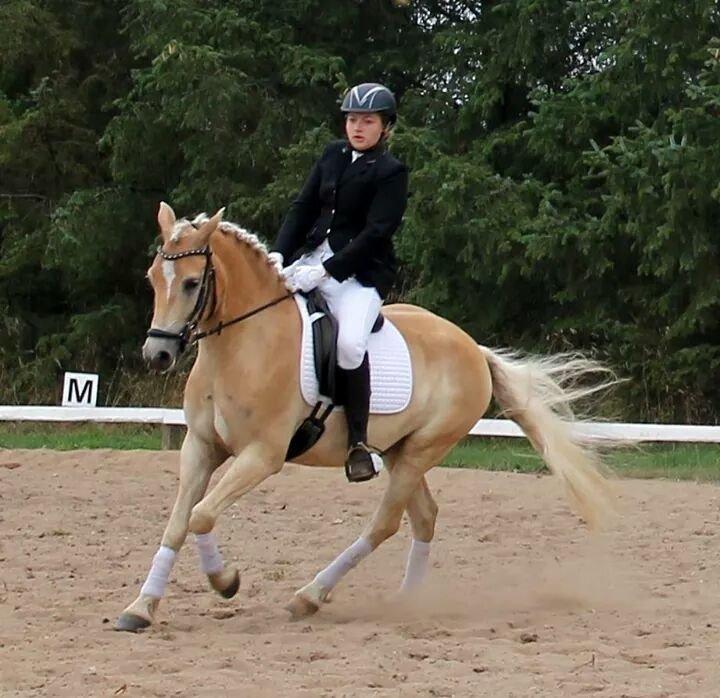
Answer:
[{"xmin": 478, "ymin": 346, "xmax": 620, "ymax": 530}]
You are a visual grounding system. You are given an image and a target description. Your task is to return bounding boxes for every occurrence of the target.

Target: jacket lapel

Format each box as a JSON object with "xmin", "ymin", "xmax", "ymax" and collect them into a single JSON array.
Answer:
[
  {"xmin": 338, "ymin": 142, "xmax": 384, "ymax": 186},
  {"xmin": 328, "ymin": 144, "xmax": 353, "ymax": 189}
]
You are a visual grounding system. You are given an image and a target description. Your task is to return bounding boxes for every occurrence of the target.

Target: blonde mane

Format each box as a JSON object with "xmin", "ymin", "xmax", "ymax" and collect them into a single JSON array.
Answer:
[{"xmin": 173, "ymin": 212, "xmax": 287, "ymax": 285}]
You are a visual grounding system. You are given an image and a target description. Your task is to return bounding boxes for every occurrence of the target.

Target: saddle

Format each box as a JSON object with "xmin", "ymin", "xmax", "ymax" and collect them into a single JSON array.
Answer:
[{"xmin": 285, "ymin": 289, "xmax": 383, "ymax": 460}]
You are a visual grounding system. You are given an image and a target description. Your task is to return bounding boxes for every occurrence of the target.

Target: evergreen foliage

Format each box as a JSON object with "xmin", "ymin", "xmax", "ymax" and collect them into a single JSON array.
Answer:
[{"xmin": 1, "ymin": 0, "xmax": 718, "ymax": 421}]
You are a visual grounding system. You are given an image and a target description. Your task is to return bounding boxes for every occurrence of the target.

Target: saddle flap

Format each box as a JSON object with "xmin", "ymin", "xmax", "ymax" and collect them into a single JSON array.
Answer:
[
  {"xmin": 294, "ymin": 294, "xmax": 412, "ymax": 415},
  {"xmin": 305, "ymin": 290, "xmax": 338, "ymax": 402}
]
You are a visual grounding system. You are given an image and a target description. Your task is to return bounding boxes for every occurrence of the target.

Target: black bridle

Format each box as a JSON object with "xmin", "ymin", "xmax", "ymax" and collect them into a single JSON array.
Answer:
[{"xmin": 146, "ymin": 244, "xmax": 292, "ymax": 353}]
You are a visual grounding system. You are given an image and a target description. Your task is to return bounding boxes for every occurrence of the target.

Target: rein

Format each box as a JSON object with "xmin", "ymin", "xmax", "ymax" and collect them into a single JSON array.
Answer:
[{"xmin": 146, "ymin": 244, "xmax": 292, "ymax": 353}]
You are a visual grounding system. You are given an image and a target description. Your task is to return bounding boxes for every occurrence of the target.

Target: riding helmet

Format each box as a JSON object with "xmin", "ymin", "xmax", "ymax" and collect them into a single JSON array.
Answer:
[{"xmin": 340, "ymin": 83, "xmax": 397, "ymax": 125}]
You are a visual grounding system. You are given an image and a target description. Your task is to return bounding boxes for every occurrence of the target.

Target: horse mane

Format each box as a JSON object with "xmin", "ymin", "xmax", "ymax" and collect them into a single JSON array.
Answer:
[{"xmin": 173, "ymin": 212, "xmax": 287, "ymax": 286}]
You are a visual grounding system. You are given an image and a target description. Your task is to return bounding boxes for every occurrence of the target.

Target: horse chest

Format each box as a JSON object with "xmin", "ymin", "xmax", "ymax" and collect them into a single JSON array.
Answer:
[
  {"xmin": 212, "ymin": 399, "xmax": 255, "ymax": 451},
  {"xmin": 213, "ymin": 407, "xmax": 232, "ymax": 446}
]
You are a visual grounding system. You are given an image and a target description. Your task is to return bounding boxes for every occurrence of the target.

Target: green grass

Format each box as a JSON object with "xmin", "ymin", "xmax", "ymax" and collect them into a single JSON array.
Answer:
[
  {"xmin": 0, "ymin": 422, "xmax": 160, "ymax": 450},
  {"xmin": 2, "ymin": 423, "xmax": 720, "ymax": 482},
  {"xmin": 447, "ymin": 438, "xmax": 720, "ymax": 481}
]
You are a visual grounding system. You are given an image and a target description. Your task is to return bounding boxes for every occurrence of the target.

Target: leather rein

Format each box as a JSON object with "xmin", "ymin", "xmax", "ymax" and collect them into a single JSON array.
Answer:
[{"xmin": 146, "ymin": 244, "xmax": 293, "ymax": 353}]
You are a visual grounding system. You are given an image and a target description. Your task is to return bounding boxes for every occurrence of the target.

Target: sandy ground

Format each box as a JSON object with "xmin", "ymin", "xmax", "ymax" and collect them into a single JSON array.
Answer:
[{"xmin": 0, "ymin": 449, "xmax": 719, "ymax": 698}]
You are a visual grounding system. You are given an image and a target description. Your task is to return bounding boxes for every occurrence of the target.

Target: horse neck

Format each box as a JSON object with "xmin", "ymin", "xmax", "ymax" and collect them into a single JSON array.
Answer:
[{"xmin": 202, "ymin": 231, "xmax": 292, "ymax": 346}]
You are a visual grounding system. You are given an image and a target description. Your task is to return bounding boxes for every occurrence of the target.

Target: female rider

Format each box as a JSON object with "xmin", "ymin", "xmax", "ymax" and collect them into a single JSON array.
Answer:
[{"xmin": 270, "ymin": 82, "xmax": 409, "ymax": 483}]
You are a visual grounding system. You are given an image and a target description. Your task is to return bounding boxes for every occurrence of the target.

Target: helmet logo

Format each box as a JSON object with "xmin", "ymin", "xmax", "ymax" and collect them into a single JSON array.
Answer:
[{"xmin": 350, "ymin": 85, "xmax": 388, "ymax": 110}]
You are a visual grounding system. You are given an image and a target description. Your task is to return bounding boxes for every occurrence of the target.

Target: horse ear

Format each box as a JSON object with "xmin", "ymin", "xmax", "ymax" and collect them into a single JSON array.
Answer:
[
  {"xmin": 157, "ymin": 202, "xmax": 177, "ymax": 241},
  {"xmin": 196, "ymin": 207, "xmax": 225, "ymax": 242}
]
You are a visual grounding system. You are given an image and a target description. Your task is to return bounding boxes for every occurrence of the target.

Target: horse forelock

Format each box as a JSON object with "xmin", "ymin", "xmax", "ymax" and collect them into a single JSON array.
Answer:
[
  {"xmin": 169, "ymin": 213, "xmax": 213, "ymax": 243},
  {"xmin": 169, "ymin": 218, "xmax": 195, "ymax": 243}
]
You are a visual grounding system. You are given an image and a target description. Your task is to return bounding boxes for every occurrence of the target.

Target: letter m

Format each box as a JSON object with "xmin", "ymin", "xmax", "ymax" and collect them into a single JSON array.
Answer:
[{"xmin": 68, "ymin": 378, "xmax": 93, "ymax": 405}]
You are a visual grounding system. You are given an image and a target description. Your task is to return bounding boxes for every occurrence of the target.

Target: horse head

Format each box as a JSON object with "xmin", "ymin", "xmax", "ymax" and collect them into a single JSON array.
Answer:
[
  {"xmin": 143, "ymin": 202, "xmax": 289, "ymax": 372},
  {"xmin": 143, "ymin": 202, "xmax": 224, "ymax": 371}
]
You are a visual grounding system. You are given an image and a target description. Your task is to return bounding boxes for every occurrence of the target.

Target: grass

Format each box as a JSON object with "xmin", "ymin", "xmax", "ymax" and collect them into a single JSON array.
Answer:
[
  {"xmin": 445, "ymin": 438, "xmax": 720, "ymax": 482},
  {"xmin": 0, "ymin": 422, "xmax": 160, "ymax": 450},
  {"xmin": 1, "ymin": 423, "xmax": 720, "ymax": 482}
]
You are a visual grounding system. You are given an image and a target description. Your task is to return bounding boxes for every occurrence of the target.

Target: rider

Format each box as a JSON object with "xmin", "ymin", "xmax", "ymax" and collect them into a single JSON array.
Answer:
[{"xmin": 270, "ymin": 82, "xmax": 409, "ymax": 483}]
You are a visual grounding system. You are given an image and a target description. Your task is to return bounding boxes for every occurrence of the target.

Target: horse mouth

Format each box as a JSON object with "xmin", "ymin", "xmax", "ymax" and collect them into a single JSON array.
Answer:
[
  {"xmin": 142, "ymin": 340, "xmax": 178, "ymax": 373},
  {"xmin": 147, "ymin": 350, "xmax": 175, "ymax": 372}
]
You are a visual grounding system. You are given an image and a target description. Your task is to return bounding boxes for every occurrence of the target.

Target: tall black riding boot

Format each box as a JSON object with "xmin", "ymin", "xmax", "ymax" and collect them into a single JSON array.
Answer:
[{"xmin": 339, "ymin": 354, "xmax": 380, "ymax": 482}]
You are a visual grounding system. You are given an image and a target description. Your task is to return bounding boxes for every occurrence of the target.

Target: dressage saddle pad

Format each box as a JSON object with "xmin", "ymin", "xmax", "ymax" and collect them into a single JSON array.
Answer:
[{"xmin": 293, "ymin": 294, "xmax": 413, "ymax": 414}]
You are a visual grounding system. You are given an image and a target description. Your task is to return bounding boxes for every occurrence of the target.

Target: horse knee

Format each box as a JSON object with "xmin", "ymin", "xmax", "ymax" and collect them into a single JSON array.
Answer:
[{"xmin": 189, "ymin": 506, "xmax": 215, "ymax": 535}]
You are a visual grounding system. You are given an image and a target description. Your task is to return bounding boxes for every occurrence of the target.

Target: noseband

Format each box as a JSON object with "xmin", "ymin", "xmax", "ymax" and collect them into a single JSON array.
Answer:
[{"xmin": 146, "ymin": 244, "xmax": 292, "ymax": 353}]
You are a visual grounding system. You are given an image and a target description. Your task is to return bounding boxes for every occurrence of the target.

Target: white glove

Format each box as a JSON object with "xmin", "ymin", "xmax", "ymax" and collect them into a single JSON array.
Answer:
[
  {"xmin": 280, "ymin": 258, "xmax": 301, "ymax": 280},
  {"xmin": 268, "ymin": 251, "xmax": 284, "ymax": 269},
  {"xmin": 286, "ymin": 264, "xmax": 328, "ymax": 292}
]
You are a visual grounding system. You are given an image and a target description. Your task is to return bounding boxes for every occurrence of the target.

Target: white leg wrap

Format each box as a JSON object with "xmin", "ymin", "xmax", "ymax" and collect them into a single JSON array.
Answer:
[
  {"xmin": 194, "ymin": 532, "xmax": 224, "ymax": 575},
  {"xmin": 140, "ymin": 546, "xmax": 176, "ymax": 599},
  {"xmin": 400, "ymin": 539, "xmax": 431, "ymax": 592},
  {"xmin": 314, "ymin": 537, "xmax": 373, "ymax": 593}
]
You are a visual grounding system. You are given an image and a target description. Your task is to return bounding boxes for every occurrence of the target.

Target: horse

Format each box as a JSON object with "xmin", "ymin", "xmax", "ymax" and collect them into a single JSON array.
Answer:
[{"xmin": 115, "ymin": 202, "xmax": 617, "ymax": 631}]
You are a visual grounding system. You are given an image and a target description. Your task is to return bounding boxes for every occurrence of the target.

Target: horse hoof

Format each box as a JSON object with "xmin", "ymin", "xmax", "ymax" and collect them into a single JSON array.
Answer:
[
  {"xmin": 114, "ymin": 612, "xmax": 151, "ymax": 633},
  {"xmin": 221, "ymin": 570, "xmax": 240, "ymax": 599},
  {"xmin": 285, "ymin": 593, "xmax": 319, "ymax": 621},
  {"xmin": 210, "ymin": 568, "xmax": 240, "ymax": 599}
]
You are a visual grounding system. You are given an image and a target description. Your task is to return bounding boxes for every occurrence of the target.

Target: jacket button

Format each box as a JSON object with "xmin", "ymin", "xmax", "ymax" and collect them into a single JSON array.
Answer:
[{"xmin": 326, "ymin": 227, "xmax": 331, "ymax": 234}]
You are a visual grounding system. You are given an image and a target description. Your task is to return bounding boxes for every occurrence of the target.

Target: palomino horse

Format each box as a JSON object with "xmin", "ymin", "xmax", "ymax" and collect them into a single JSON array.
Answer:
[{"xmin": 115, "ymin": 203, "xmax": 616, "ymax": 631}]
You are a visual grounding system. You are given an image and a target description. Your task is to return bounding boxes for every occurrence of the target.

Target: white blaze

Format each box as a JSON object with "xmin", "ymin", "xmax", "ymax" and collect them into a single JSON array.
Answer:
[{"xmin": 162, "ymin": 260, "xmax": 176, "ymax": 300}]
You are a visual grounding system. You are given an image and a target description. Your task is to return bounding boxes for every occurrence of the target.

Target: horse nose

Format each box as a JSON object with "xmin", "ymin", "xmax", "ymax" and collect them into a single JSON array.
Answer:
[{"xmin": 148, "ymin": 349, "xmax": 173, "ymax": 372}]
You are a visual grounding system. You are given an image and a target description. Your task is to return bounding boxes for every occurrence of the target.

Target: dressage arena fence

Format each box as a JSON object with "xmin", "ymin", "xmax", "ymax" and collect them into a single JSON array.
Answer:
[{"xmin": 2, "ymin": 406, "xmax": 720, "ymax": 447}]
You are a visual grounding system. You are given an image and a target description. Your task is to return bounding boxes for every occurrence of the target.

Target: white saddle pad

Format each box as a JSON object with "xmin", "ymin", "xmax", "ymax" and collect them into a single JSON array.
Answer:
[{"xmin": 293, "ymin": 295, "xmax": 413, "ymax": 414}]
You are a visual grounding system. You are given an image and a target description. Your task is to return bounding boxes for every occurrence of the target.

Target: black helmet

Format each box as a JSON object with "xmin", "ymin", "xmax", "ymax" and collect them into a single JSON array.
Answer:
[{"xmin": 340, "ymin": 83, "xmax": 397, "ymax": 125}]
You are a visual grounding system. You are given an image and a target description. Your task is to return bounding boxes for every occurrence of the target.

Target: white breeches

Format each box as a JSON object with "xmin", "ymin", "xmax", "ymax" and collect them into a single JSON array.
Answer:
[{"xmin": 298, "ymin": 242, "xmax": 383, "ymax": 370}]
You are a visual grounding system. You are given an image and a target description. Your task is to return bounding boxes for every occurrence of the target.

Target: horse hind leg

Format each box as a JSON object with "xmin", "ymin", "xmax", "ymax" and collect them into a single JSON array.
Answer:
[
  {"xmin": 286, "ymin": 429, "xmax": 453, "ymax": 619},
  {"xmin": 400, "ymin": 476, "xmax": 438, "ymax": 593}
]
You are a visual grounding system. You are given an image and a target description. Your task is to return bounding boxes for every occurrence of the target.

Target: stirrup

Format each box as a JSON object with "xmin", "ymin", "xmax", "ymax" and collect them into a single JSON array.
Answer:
[{"xmin": 345, "ymin": 443, "xmax": 383, "ymax": 483}]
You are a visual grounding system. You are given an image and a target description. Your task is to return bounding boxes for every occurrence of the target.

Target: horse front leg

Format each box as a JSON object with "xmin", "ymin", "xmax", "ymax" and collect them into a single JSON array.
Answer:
[
  {"xmin": 188, "ymin": 441, "xmax": 285, "ymax": 535},
  {"xmin": 115, "ymin": 432, "xmax": 226, "ymax": 632}
]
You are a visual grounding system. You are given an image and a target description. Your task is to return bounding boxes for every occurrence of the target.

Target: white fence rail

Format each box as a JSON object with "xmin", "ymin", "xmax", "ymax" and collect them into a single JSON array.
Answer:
[{"xmin": 2, "ymin": 406, "xmax": 720, "ymax": 443}]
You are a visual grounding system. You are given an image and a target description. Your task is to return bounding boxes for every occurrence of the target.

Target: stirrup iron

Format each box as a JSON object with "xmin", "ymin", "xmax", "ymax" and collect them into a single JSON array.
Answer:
[{"xmin": 345, "ymin": 443, "xmax": 383, "ymax": 483}]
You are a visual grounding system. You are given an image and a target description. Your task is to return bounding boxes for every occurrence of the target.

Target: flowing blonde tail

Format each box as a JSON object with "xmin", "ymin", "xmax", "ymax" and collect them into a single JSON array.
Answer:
[{"xmin": 479, "ymin": 346, "xmax": 620, "ymax": 530}]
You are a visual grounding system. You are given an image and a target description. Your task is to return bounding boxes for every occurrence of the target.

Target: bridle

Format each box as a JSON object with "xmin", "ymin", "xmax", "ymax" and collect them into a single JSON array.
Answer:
[{"xmin": 146, "ymin": 244, "xmax": 292, "ymax": 353}]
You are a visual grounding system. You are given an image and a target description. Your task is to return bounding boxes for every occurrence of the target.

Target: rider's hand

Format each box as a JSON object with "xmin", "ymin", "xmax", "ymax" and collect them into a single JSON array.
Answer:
[
  {"xmin": 286, "ymin": 264, "xmax": 328, "ymax": 292},
  {"xmin": 268, "ymin": 251, "xmax": 284, "ymax": 269}
]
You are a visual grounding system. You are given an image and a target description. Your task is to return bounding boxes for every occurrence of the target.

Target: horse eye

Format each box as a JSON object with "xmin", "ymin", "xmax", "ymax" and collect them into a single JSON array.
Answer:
[{"xmin": 183, "ymin": 278, "xmax": 200, "ymax": 292}]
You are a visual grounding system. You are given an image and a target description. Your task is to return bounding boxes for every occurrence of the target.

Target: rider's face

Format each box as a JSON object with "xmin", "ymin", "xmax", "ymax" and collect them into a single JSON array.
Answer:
[{"xmin": 345, "ymin": 112, "xmax": 385, "ymax": 151}]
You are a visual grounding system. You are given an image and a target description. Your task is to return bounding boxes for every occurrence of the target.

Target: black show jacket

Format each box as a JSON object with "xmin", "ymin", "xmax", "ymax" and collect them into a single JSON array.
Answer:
[{"xmin": 272, "ymin": 139, "xmax": 409, "ymax": 298}]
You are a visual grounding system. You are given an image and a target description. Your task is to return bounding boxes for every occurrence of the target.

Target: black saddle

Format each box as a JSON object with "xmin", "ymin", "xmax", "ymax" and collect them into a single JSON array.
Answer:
[{"xmin": 285, "ymin": 289, "xmax": 384, "ymax": 461}]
